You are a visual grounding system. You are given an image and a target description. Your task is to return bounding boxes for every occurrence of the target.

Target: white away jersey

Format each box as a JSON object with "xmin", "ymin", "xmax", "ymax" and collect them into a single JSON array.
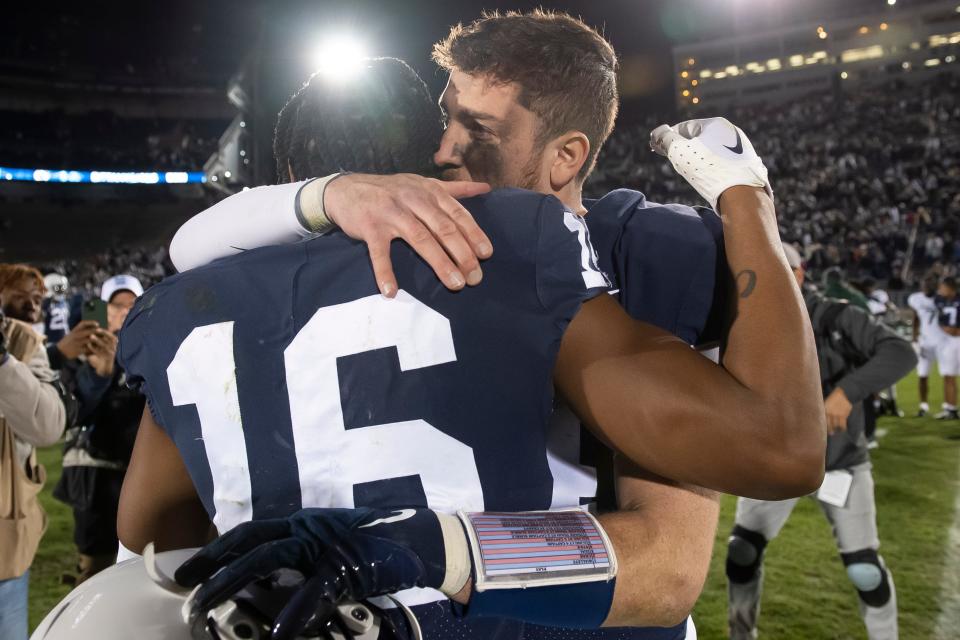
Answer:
[{"xmin": 908, "ymin": 291, "xmax": 947, "ymax": 344}]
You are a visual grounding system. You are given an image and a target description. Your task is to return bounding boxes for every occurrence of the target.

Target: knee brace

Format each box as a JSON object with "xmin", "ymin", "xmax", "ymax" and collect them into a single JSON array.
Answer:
[
  {"xmin": 726, "ymin": 525, "xmax": 768, "ymax": 584},
  {"xmin": 841, "ymin": 548, "xmax": 891, "ymax": 608}
]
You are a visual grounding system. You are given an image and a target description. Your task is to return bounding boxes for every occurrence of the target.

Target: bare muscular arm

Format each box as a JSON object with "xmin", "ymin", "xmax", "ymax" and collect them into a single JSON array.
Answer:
[
  {"xmin": 600, "ymin": 461, "xmax": 718, "ymax": 627},
  {"xmin": 118, "ymin": 407, "xmax": 213, "ymax": 553},
  {"xmin": 555, "ymin": 187, "xmax": 826, "ymax": 499}
]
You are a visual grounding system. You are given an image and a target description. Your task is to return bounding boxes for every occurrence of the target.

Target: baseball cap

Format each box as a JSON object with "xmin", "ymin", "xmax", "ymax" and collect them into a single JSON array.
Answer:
[
  {"xmin": 782, "ymin": 243, "xmax": 802, "ymax": 270},
  {"xmin": 100, "ymin": 274, "xmax": 144, "ymax": 302}
]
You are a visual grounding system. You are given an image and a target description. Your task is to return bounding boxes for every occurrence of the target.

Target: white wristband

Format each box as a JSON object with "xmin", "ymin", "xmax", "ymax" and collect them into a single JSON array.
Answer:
[
  {"xmin": 295, "ymin": 173, "xmax": 349, "ymax": 234},
  {"xmin": 436, "ymin": 512, "xmax": 472, "ymax": 597}
]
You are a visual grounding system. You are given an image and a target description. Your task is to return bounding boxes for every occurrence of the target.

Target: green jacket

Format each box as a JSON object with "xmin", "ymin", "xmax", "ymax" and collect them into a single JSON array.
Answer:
[{"xmin": 822, "ymin": 281, "xmax": 871, "ymax": 311}]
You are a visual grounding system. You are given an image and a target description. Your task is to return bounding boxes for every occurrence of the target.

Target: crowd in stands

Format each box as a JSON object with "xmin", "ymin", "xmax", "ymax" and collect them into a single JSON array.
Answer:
[
  {"xmin": 13, "ymin": 71, "xmax": 960, "ymax": 298},
  {"xmin": 0, "ymin": 7, "xmax": 249, "ymax": 88},
  {"xmin": 1, "ymin": 110, "xmax": 225, "ymax": 171},
  {"xmin": 37, "ymin": 246, "xmax": 171, "ymax": 299},
  {"xmin": 587, "ymin": 72, "xmax": 960, "ymax": 289}
]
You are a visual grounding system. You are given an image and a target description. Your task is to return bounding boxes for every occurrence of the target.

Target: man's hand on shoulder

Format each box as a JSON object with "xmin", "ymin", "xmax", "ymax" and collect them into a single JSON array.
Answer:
[{"xmin": 323, "ymin": 173, "xmax": 492, "ymax": 297}]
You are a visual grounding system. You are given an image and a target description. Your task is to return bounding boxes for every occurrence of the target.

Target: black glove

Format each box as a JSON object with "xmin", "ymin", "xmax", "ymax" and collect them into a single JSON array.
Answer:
[{"xmin": 176, "ymin": 507, "xmax": 453, "ymax": 640}]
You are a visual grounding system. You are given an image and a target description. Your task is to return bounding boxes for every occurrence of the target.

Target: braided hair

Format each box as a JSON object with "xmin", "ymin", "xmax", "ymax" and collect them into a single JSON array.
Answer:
[{"xmin": 273, "ymin": 57, "xmax": 443, "ymax": 183}]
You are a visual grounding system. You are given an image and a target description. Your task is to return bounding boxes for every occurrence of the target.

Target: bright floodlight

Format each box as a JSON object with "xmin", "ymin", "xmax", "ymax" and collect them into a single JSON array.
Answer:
[
  {"xmin": 313, "ymin": 35, "xmax": 368, "ymax": 80},
  {"xmin": 887, "ymin": 0, "xmax": 896, "ymax": 5}
]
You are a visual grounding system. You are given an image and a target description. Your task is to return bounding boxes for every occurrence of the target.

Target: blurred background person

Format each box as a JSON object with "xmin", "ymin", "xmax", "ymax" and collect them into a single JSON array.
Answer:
[
  {"xmin": 53, "ymin": 275, "xmax": 142, "ymax": 585},
  {"xmin": 823, "ymin": 266, "xmax": 871, "ymax": 311},
  {"xmin": 907, "ymin": 273, "xmax": 946, "ymax": 417},
  {"xmin": 0, "ymin": 264, "xmax": 75, "ymax": 640},
  {"xmin": 725, "ymin": 244, "xmax": 916, "ymax": 640},
  {"xmin": 39, "ymin": 274, "xmax": 76, "ymax": 346},
  {"xmin": 935, "ymin": 276, "xmax": 960, "ymax": 420}
]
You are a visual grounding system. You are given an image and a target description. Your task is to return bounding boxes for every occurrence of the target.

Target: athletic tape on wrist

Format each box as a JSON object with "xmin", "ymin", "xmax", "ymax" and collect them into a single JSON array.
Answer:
[
  {"xmin": 295, "ymin": 172, "xmax": 350, "ymax": 234},
  {"xmin": 457, "ymin": 508, "xmax": 617, "ymax": 592},
  {"xmin": 436, "ymin": 512, "xmax": 471, "ymax": 597}
]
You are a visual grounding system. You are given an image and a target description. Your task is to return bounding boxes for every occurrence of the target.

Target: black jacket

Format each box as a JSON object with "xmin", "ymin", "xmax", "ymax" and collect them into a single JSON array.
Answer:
[{"xmin": 806, "ymin": 291, "xmax": 916, "ymax": 470}]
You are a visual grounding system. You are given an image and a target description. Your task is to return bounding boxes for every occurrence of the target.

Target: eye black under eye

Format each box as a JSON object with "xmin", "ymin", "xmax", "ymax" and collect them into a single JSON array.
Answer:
[{"xmin": 469, "ymin": 122, "xmax": 492, "ymax": 137}]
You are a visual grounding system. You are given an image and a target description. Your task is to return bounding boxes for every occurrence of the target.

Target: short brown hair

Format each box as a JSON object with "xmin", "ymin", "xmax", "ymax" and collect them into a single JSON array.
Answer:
[
  {"xmin": 0, "ymin": 264, "xmax": 45, "ymax": 294},
  {"xmin": 433, "ymin": 10, "xmax": 619, "ymax": 182}
]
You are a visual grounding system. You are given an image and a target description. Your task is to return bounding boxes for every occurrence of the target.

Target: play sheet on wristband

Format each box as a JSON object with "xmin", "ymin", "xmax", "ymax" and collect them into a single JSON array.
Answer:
[{"xmin": 458, "ymin": 509, "xmax": 617, "ymax": 591}]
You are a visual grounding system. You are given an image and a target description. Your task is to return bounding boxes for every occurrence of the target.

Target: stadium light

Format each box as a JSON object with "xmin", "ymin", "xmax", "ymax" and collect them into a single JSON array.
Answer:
[
  {"xmin": 887, "ymin": 0, "xmax": 896, "ymax": 6},
  {"xmin": 312, "ymin": 34, "xmax": 368, "ymax": 80},
  {"xmin": 880, "ymin": 22, "xmax": 889, "ymax": 30}
]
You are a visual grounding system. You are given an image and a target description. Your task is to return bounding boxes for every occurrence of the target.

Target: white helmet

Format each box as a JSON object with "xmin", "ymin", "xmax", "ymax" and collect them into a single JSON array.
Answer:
[
  {"xmin": 32, "ymin": 544, "xmax": 410, "ymax": 640},
  {"xmin": 43, "ymin": 273, "xmax": 69, "ymax": 298}
]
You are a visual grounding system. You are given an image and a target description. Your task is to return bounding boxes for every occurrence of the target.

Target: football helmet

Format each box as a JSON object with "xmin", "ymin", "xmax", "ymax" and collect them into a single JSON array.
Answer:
[
  {"xmin": 32, "ymin": 544, "xmax": 417, "ymax": 640},
  {"xmin": 43, "ymin": 273, "xmax": 68, "ymax": 299}
]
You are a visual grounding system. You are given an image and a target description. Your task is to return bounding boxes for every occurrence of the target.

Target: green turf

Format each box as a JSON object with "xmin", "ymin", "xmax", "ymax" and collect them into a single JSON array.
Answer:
[
  {"xmin": 692, "ymin": 370, "xmax": 960, "ymax": 639},
  {"xmin": 29, "ymin": 445, "xmax": 75, "ymax": 630},
  {"xmin": 26, "ymin": 372, "xmax": 960, "ymax": 637}
]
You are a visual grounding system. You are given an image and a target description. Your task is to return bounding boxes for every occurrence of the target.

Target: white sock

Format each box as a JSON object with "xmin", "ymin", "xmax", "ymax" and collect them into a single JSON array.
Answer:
[
  {"xmin": 943, "ymin": 403, "xmax": 956, "ymax": 411},
  {"xmin": 920, "ymin": 402, "xmax": 929, "ymax": 411}
]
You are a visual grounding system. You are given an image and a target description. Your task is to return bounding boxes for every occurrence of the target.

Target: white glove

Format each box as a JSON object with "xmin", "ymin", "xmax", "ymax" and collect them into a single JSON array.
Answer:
[{"xmin": 650, "ymin": 117, "xmax": 773, "ymax": 211}]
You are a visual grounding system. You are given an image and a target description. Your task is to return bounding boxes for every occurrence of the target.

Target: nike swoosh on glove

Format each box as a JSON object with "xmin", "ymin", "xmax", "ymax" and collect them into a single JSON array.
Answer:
[
  {"xmin": 175, "ymin": 507, "xmax": 467, "ymax": 640},
  {"xmin": 650, "ymin": 117, "xmax": 774, "ymax": 211}
]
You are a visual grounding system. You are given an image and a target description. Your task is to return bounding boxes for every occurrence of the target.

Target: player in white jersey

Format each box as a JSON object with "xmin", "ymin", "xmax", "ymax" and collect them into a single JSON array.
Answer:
[
  {"xmin": 935, "ymin": 276, "xmax": 960, "ymax": 420},
  {"xmin": 907, "ymin": 274, "xmax": 946, "ymax": 417}
]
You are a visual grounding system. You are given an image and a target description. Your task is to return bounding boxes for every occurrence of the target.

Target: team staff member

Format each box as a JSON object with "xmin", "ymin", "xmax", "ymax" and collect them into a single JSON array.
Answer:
[
  {"xmin": 0, "ymin": 264, "xmax": 73, "ymax": 640},
  {"xmin": 726, "ymin": 244, "xmax": 916, "ymax": 640},
  {"xmin": 907, "ymin": 273, "xmax": 946, "ymax": 417},
  {"xmin": 56, "ymin": 275, "xmax": 143, "ymax": 583}
]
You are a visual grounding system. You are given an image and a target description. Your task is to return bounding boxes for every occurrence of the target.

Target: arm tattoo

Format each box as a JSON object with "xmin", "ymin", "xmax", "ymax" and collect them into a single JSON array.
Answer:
[{"xmin": 736, "ymin": 270, "xmax": 757, "ymax": 299}]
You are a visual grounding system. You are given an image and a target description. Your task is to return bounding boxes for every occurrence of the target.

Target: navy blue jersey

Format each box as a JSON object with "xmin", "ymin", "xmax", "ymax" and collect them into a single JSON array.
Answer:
[
  {"xmin": 42, "ymin": 296, "xmax": 73, "ymax": 344},
  {"xmin": 550, "ymin": 189, "xmax": 726, "ymax": 509},
  {"xmin": 938, "ymin": 295, "xmax": 960, "ymax": 329},
  {"xmin": 585, "ymin": 189, "xmax": 725, "ymax": 347},
  {"xmin": 119, "ymin": 188, "xmax": 609, "ymax": 634},
  {"xmin": 535, "ymin": 189, "xmax": 725, "ymax": 640}
]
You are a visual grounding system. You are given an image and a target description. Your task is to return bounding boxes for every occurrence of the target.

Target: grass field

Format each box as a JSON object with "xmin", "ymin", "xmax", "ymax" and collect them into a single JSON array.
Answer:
[{"xmin": 26, "ymin": 371, "xmax": 960, "ymax": 638}]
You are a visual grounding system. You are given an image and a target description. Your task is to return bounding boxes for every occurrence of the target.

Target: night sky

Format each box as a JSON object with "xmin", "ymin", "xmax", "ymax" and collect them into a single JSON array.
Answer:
[{"xmin": 7, "ymin": 0, "xmax": 924, "ymax": 116}]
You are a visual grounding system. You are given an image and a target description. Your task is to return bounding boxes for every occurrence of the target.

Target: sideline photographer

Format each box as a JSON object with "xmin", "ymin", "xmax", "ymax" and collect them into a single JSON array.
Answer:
[
  {"xmin": 55, "ymin": 275, "xmax": 144, "ymax": 585},
  {"xmin": 0, "ymin": 264, "xmax": 74, "ymax": 640}
]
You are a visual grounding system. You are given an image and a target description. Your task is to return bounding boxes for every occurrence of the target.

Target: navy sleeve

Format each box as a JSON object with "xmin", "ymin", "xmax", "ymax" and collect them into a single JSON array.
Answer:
[
  {"xmin": 117, "ymin": 286, "xmax": 165, "ymax": 424},
  {"xmin": 535, "ymin": 197, "xmax": 610, "ymax": 323},
  {"xmin": 614, "ymin": 202, "xmax": 723, "ymax": 346}
]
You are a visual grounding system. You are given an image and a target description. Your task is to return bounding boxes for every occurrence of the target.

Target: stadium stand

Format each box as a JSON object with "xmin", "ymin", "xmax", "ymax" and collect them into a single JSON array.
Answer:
[{"xmin": 586, "ymin": 71, "xmax": 960, "ymax": 286}]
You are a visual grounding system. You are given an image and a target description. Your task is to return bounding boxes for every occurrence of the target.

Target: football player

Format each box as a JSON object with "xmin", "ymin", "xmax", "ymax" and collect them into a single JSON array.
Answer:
[
  {"xmin": 935, "ymin": 276, "xmax": 960, "ymax": 420},
  {"xmin": 117, "ymin": 55, "xmax": 822, "ymax": 640},
  {"xmin": 158, "ymin": 12, "xmax": 824, "ymax": 639},
  {"xmin": 907, "ymin": 273, "xmax": 946, "ymax": 417},
  {"xmin": 41, "ymin": 273, "xmax": 71, "ymax": 344}
]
